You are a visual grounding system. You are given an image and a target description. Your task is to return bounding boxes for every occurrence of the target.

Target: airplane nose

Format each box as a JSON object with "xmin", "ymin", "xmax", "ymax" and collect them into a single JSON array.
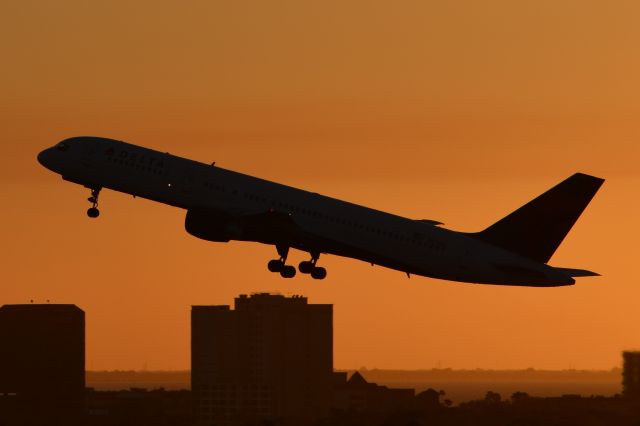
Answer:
[{"xmin": 37, "ymin": 148, "xmax": 54, "ymax": 169}]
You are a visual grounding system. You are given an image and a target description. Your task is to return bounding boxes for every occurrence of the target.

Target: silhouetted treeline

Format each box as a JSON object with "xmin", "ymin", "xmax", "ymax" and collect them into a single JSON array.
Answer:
[
  {"xmin": 77, "ymin": 388, "xmax": 640, "ymax": 426},
  {"xmin": 315, "ymin": 392, "xmax": 640, "ymax": 426},
  {"xmin": 353, "ymin": 368, "xmax": 621, "ymax": 403}
]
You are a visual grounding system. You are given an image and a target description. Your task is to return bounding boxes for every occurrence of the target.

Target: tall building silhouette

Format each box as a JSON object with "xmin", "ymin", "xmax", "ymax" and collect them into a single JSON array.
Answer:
[
  {"xmin": 192, "ymin": 293, "xmax": 333, "ymax": 426},
  {"xmin": 0, "ymin": 304, "xmax": 85, "ymax": 425},
  {"xmin": 622, "ymin": 351, "xmax": 640, "ymax": 398}
]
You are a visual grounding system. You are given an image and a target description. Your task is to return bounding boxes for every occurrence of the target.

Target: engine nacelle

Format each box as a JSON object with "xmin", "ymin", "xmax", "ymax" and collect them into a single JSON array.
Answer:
[{"xmin": 185, "ymin": 209, "xmax": 232, "ymax": 242}]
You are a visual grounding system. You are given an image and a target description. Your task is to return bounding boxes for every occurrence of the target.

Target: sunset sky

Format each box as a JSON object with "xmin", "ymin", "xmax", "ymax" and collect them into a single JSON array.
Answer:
[{"xmin": 2, "ymin": 0, "xmax": 639, "ymax": 371}]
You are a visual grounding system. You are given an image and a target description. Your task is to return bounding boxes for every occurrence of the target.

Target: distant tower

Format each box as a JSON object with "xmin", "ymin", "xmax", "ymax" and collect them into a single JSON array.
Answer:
[
  {"xmin": 622, "ymin": 351, "xmax": 640, "ymax": 398},
  {"xmin": 0, "ymin": 304, "xmax": 85, "ymax": 425},
  {"xmin": 191, "ymin": 293, "xmax": 333, "ymax": 426}
]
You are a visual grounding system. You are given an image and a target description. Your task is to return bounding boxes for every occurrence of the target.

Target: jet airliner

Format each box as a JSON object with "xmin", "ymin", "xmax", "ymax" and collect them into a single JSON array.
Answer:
[{"xmin": 38, "ymin": 136, "xmax": 603, "ymax": 286}]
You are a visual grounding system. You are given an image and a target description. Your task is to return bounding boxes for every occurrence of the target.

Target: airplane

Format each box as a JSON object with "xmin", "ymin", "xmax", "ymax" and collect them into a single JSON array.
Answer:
[{"xmin": 38, "ymin": 136, "xmax": 604, "ymax": 286}]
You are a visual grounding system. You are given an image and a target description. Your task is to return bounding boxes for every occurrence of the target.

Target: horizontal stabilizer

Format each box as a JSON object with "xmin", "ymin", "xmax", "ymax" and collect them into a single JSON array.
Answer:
[
  {"xmin": 471, "ymin": 173, "xmax": 604, "ymax": 263},
  {"xmin": 416, "ymin": 219, "xmax": 444, "ymax": 226},
  {"xmin": 553, "ymin": 267, "xmax": 600, "ymax": 277}
]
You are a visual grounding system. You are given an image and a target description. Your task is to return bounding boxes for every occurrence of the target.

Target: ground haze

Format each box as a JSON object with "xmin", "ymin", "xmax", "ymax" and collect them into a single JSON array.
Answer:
[{"xmin": 86, "ymin": 369, "xmax": 621, "ymax": 404}]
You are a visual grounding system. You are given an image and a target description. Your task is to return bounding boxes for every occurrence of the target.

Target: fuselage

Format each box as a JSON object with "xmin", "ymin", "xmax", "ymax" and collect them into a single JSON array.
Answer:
[{"xmin": 37, "ymin": 136, "xmax": 576, "ymax": 286}]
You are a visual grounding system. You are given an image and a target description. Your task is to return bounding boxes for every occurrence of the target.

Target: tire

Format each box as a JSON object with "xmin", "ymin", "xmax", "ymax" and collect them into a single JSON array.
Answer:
[
  {"xmin": 280, "ymin": 265, "xmax": 297, "ymax": 278},
  {"xmin": 298, "ymin": 261, "xmax": 314, "ymax": 274},
  {"xmin": 87, "ymin": 207, "xmax": 100, "ymax": 218},
  {"xmin": 268, "ymin": 259, "xmax": 283, "ymax": 273},
  {"xmin": 311, "ymin": 267, "xmax": 327, "ymax": 280}
]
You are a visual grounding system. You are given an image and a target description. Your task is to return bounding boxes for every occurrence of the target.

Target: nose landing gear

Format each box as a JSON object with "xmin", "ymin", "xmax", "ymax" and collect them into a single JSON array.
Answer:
[{"xmin": 86, "ymin": 187, "xmax": 102, "ymax": 218}]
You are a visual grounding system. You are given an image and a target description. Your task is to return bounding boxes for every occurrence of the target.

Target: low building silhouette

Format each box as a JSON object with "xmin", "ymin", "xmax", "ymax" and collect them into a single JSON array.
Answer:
[
  {"xmin": 192, "ymin": 293, "xmax": 333, "ymax": 426},
  {"xmin": 0, "ymin": 304, "xmax": 85, "ymax": 425},
  {"xmin": 86, "ymin": 388, "xmax": 191, "ymax": 426},
  {"xmin": 332, "ymin": 371, "xmax": 415, "ymax": 413},
  {"xmin": 622, "ymin": 350, "xmax": 640, "ymax": 398}
]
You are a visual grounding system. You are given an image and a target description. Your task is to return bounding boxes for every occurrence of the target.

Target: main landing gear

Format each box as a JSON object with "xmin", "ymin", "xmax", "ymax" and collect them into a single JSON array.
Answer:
[
  {"xmin": 266, "ymin": 246, "xmax": 327, "ymax": 280},
  {"xmin": 86, "ymin": 187, "xmax": 102, "ymax": 218},
  {"xmin": 298, "ymin": 251, "xmax": 327, "ymax": 280},
  {"xmin": 267, "ymin": 245, "xmax": 297, "ymax": 278}
]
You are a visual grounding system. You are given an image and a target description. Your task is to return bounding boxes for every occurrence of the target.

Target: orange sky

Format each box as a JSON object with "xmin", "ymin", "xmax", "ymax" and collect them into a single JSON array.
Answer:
[{"xmin": 1, "ymin": 0, "xmax": 639, "ymax": 370}]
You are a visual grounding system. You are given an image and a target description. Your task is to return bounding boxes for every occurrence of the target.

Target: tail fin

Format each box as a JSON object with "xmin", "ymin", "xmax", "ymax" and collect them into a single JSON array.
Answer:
[{"xmin": 472, "ymin": 173, "xmax": 604, "ymax": 263}]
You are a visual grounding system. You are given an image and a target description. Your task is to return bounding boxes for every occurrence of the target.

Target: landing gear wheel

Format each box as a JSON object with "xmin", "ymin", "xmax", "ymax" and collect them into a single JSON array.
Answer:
[
  {"xmin": 268, "ymin": 259, "xmax": 284, "ymax": 273},
  {"xmin": 311, "ymin": 267, "xmax": 327, "ymax": 280},
  {"xmin": 87, "ymin": 207, "xmax": 100, "ymax": 218},
  {"xmin": 298, "ymin": 261, "xmax": 314, "ymax": 274},
  {"xmin": 280, "ymin": 265, "xmax": 297, "ymax": 278}
]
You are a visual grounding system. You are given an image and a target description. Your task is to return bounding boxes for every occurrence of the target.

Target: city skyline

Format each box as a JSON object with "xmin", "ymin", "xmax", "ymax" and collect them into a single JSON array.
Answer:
[
  {"xmin": 2, "ymin": 0, "xmax": 640, "ymax": 371},
  {"xmin": 4, "ymin": 300, "xmax": 636, "ymax": 425}
]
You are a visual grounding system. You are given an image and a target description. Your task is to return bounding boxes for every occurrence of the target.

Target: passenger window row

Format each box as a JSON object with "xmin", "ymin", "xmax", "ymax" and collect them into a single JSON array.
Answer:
[{"xmin": 203, "ymin": 181, "xmax": 226, "ymax": 193}]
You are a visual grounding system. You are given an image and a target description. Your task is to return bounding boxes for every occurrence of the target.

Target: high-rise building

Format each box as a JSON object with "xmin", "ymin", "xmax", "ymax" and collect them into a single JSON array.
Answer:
[
  {"xmin": 192, "ymin": 293, "xmax": 333, "ymax": 426},
  {"xmin": 0, "ymin": 304, "xmax": 85, "ymax": 425},
  {"xmin": 622, "ymin": 350, "xmax": 640, "ymax": 398}
]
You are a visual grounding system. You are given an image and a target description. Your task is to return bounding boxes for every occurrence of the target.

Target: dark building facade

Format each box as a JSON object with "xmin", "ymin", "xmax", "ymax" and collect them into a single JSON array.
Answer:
[
  {"xmin": 192, "ymin": 293, "xmax": 333, "ymax": 426},
  {"xmin": 622, "ymin": 351, "xmax": 640, "ymax": 398},
  {"xmin": 86, "ymin": 388, "xmax": 192, "ymax": 426},
  {"xmin": 0, "ymin": 304, "xmax": 85, "ymax": 425}
]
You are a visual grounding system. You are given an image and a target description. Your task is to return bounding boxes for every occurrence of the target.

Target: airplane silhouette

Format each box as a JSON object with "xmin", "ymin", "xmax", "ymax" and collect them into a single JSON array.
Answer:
[{"xmin": 38, "ymin": 137, "xmax": 603, "ymax": 285}]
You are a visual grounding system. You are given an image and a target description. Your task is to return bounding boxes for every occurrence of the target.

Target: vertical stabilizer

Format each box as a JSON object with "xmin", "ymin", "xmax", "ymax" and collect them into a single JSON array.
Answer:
[{"xmin": 472, "ymin": 173, "xmax": 604, "ymax": 263}]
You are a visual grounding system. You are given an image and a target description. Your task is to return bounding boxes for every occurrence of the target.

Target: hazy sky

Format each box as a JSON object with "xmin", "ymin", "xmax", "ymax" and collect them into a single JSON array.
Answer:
[{"xmin": 2, "ymin": 0, "xmax": 639, "ymax": 370}]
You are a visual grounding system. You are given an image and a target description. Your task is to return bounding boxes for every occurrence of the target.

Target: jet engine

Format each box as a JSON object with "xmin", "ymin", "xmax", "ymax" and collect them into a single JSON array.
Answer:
[{"xmin": 184, "ymin": 209, "xmax": 232, "ymax": 242}]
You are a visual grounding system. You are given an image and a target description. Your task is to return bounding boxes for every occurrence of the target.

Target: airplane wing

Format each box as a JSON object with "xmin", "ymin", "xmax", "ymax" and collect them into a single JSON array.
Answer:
[
  {"xmin": 237, "ymin": 209, "xmax": 336, "ymax": 254},
  {"xmin": 188, "ymin": 203, "xmax": 345, "ymax": 255},
  {"xmin": 237, "ymin": 209, "xmax": 299, "ymax": 238},
  {"xmin": 185, "ymin": 203, "xmax": 301, "ymax": 244}
]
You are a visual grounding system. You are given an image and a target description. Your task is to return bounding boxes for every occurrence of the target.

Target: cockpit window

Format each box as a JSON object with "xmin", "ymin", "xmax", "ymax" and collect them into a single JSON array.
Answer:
[{"xmin": 56, "ymin": 142, "xmax": 69, "ymax": 152}]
